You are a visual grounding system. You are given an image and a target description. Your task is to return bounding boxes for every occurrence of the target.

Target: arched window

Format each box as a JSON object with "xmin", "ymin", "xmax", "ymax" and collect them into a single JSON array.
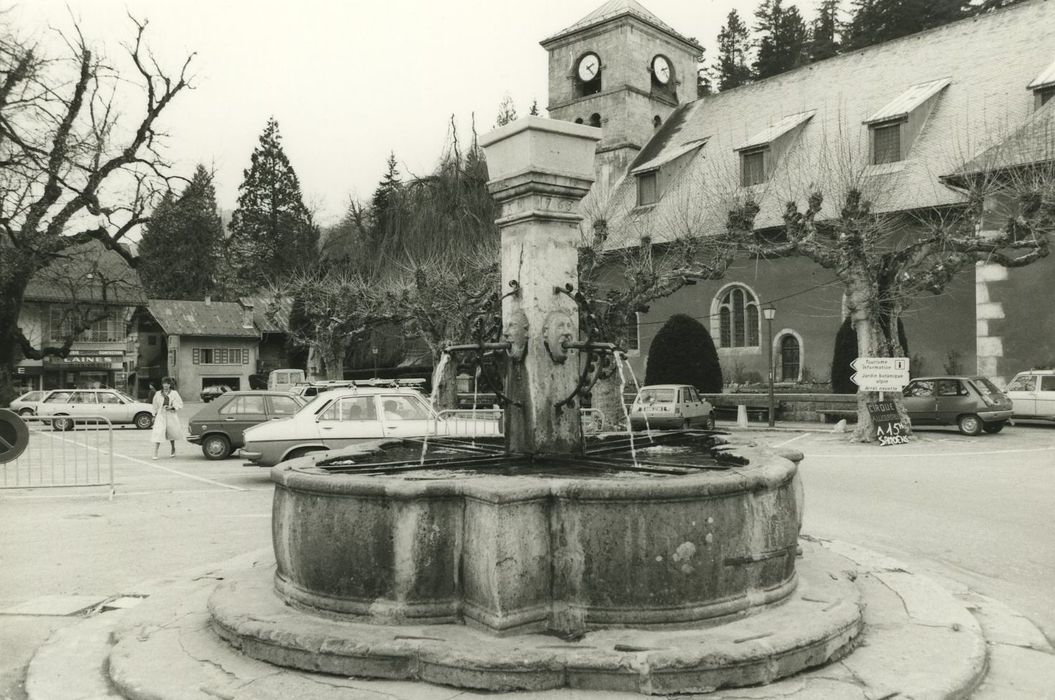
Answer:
[
  {"xmin": 574, "ymin": 117, "xmax": 584, "ymax": 124},
  {"xmin": 716, "ymin": 285, "xmax": 760, "ymax": 348},
  {"xmin": 653, "ymin": 115, "xmax": 662, "ymax": 129},
  {"xmin": 589, "ymin": 113, "xmax": 601, "ymax": 128},
  {"xmin": 780, "ymin": 335, "xmax": 801, "ymax": 381}
]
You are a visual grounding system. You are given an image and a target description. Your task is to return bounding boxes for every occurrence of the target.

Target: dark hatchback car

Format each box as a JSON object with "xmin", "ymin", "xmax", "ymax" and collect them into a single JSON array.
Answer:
[
  {"xmin": 200, "ymin": 384, "xmax": 232, "ymax": 402},
  {"xmin": 187, "ymin": 391, "xmax": 306, "ymax": 459},
  {"xmin": 901, "ymin": 376, "xmax": 1013, "ymax": 435}
]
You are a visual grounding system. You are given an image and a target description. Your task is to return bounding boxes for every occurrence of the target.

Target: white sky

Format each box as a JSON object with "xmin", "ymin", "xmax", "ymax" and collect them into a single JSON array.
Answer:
[{"xmin": 14, "ymin": 0, "xmax": 820, "ymax": 226}]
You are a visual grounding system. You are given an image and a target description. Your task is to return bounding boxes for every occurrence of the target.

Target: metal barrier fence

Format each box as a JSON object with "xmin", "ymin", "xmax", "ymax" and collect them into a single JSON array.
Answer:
[
  {"xmin": 433, "ymin": 408, "xmax": 607, "ymax": 438},
  {"xmin": 0, "ymin": 415, "xmax": 114, "ymax": 495}
]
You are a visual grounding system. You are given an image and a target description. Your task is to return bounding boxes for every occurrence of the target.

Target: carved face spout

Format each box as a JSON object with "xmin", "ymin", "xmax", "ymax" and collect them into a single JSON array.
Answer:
[
  {"xmin": 504, "ymin": 309, "xmax": 529, "ymax": 361},
  {"xmin": 543, "ymin": 310, "xmax": 576, "ymax": 364}
]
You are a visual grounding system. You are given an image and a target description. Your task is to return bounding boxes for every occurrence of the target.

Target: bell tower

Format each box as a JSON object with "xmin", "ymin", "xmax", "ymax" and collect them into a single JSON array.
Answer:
[{"xmin": 540, "ymin": 0, "xmax": 703, "ymax": 191}]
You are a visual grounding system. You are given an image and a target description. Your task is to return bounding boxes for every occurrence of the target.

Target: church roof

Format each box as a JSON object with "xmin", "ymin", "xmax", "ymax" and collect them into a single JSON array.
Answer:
[
  {"xmin": 947, "ymin": 98, "xmax": 1055, "ymax": 179},
  {"xmin": 542, "ymin": 0, "xmax": 701, "ymax": 50},
  {"xmin": 596, "ymin": 0, "xmax": 1055, "ymax": 249}
]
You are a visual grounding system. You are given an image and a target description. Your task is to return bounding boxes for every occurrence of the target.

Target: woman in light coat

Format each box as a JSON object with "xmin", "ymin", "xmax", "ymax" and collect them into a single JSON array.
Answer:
[{"xmin": 151, "ymin": 377, "xmax": 184, "ymax": 459}]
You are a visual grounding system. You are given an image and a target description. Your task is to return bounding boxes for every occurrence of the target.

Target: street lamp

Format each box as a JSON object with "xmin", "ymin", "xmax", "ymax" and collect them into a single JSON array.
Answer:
[
  {"xmin": 371, "ymin": 346, "xmax": 379, "ymax": 379},
  {"xmin": 763, "ymin": 305, "xmax": 777, "ymax": 427}
]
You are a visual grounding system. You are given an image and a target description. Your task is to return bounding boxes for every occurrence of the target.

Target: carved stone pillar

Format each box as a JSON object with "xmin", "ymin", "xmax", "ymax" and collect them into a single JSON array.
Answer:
[{"xmin": 479, "ymin": 117, "xmax": 601, "ymax": 455}]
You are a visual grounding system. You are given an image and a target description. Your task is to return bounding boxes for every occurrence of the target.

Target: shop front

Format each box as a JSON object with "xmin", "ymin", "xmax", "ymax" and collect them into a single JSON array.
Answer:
[{"xmin": 42, "ymin": 350, "xmax": 128, "ymax": 390}]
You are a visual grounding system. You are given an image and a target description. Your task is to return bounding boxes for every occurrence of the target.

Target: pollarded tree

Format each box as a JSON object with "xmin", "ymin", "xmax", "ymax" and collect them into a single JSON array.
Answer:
[
  {"xmin": 715, "ymin": 9, "xmax": 754, "ymax": 90},
  {"xmin": 644, "ymin": 314, "xmax": 723, "ymax": 393},
  {"xmin": 830, "ymin": 315, "xmax": 908, "ymax": 393},
  {"xmin": 228, "ymin": 118, "xmax": 319, "ymax": 294},
  {"xmin": 724, "ymin": 161, "xmax": 1051, "ymax": 441},
  {"xmin": 138, "ymin": 165, "xmax": 223, "ymax": 299},
  {"xmin": 0, "ymin": 17, "xmax": 192, "ymax": 406}
]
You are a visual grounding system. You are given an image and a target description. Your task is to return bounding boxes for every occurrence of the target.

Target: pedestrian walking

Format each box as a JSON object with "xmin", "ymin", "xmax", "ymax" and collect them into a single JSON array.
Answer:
[{"xmin": 151, "ymin": 376, "xmax": 184, "ymax": 459}]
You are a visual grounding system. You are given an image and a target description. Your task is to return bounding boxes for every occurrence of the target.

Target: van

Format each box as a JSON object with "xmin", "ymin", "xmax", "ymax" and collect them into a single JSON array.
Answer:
[{"xmin": 268, "ymin": 369, "xmax": 306, "ymax": 393}]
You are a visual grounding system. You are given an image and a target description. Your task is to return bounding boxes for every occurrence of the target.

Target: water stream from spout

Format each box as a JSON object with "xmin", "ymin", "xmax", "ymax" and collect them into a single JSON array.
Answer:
[
  {"xmin": 615, "ymin": 356, "xmax": 639, "ymax": 468},
  {"xmin": 620, "ymin": 353, "xmax": 654, "ymax": 442},
  {"xmin": 421, "ymin": 351, "xmax": 452, "ymax": 465}
]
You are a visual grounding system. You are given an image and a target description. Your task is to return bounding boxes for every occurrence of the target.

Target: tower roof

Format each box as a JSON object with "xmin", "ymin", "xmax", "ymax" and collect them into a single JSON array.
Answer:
[{"xmin": 541, "ymin": 0, "xmax": 701, "ymax": 50}]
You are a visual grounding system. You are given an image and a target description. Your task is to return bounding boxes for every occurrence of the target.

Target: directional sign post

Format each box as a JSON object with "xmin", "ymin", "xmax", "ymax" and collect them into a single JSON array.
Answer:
[{"xmin": 850, "ymin": 357, "xmax": 910, "ymax": 393}]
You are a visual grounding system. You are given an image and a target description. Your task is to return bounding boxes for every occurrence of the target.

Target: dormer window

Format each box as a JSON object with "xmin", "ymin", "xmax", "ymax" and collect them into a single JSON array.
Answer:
[
  {"xmin": 630, "ymin": 138, "xmax": 708, "ymax": 207},
  {"xmin": 871, "ymin": 121, "xmax": 903, "ymax": 164},
  {"xmin": 637, "ymin": 171, "xmax": 658, "ymax": 206},
  {"xmin": 740, "ymin": 149, "xmax": 767, "ymax": 186},
  {"xmin": 1028, "ymin": 57, "xmax": 1055, "ymax": 110},
  {"xmin": 864, "ymin": 78, "xmax": 950, "ymax": 166},
  {"xmin": 735, "ymin": 111, "xmax": 814, "ymax": 186}
]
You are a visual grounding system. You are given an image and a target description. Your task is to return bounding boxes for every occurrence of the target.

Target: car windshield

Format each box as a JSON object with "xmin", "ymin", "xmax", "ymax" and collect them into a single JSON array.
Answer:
[
  {"xmin": 971, "ymin": 378, "xmax": 1003, "ymax": 397},
  {"xmin": 116, "ymin": 391, "xmax": 136, "ymax": 403},
  {"xmin": 637, "ymin": 388, "xmax": 675, "ymax": 404},
  {"xmin": 18, "ymin": 391, "xmax": 43, "ymax": 402}
]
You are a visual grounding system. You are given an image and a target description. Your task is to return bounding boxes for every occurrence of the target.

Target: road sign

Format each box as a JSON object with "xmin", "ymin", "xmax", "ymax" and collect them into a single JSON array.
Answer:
[
  {"xmin": 0, "ymin": 409, "xmax": 29, "ymax": 464},
  {"xmin": 850, "ymin": 357, "xmax": 910, "ymax": 392}
]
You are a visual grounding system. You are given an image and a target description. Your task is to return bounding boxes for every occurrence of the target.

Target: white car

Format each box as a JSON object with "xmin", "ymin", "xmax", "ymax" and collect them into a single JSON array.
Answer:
[
  {"xmin": 239, "ymin": 386, "xmax": 501, "ymax": 467},
  {"xmin": 8, "ymin": 390, "xmax": 47, "ymax": 416},
  {"xmin": 1005, "ymin": 369, "xmax": 1055, "ymax": 422},
  {"xmin": 629, "ymin": 384, "xmax": 715, "ymax": 430},
  {"xmin": 36, "ymin": 389, "xmax": 155, "ymax": 430}
]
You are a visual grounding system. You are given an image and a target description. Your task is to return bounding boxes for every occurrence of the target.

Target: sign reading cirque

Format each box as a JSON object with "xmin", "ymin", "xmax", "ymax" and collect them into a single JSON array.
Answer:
[{"xmin": 867, "ymin": 401, "xmax": 909, "ymax": 446}]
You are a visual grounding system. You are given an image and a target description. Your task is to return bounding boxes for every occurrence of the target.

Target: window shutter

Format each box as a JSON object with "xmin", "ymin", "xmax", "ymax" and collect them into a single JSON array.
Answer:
[
  {"xmin": 243, "ymin": 348, "xmax": 249, "ymax": 365},
  {"xmin": 192, "ymin": 348, "xmax": 200, "ymax": 364}
]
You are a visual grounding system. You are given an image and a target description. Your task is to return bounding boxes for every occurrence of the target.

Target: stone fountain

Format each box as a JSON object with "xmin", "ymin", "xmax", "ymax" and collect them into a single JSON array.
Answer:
[{"xmin": 207, "ymin": 118, "xmax": 864, "ymax": 694}]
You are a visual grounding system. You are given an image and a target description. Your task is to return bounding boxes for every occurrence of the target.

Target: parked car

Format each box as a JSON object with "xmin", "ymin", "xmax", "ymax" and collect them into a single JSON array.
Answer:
[
  {"xmin": 1004, "ymin": 369, "xmax": 1055, "ymax": 422},
  {"xmin": 8, "ymin": 390, "xmax": 47, "ymax": 416},
  {"xmin": 900, "ymin": 376, "xmax": 1012, "ymax": 435},
  {"xmin": 186, "ymin": 391, "xmax": 307, "ymax": 459},
  {"xmin": 629, "ymin": 384, "xmax": 715, "ymax": 430},
  {"xmin": 238, "ymin": 385, "xmax": 500, "ymax": 467},
  {"xmin": 200, "ymin": 385, "xmax": 233, "ymax": 403},
  {"xmin": 36, "ymin": 389, "xmax": 155, "ymax": 430}
]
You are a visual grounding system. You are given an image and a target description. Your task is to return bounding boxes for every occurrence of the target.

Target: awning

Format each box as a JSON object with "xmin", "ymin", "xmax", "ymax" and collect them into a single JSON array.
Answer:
[
  {"xmin": 864, "ymin": 78, "xmax": 951, "ymax": 124},
  {"xmin": 630, "ymin": 138, "xmax": 708, "ymax": 175},
  {"xmin": 735, "ymin": 111, "xmax": 815, "ymax": 152}
]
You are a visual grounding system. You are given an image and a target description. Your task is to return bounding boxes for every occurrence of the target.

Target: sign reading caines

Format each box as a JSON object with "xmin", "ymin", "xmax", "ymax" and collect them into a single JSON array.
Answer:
[{"xmin": 850, "ymin": 357, "xmax": 910, "ymax": 392}]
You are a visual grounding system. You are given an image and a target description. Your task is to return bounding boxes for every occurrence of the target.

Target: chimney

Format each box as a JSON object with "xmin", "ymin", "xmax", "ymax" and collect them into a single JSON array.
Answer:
[{"xmin": 242, "ymin": 301, "xmax": 254, "ymax": 329}]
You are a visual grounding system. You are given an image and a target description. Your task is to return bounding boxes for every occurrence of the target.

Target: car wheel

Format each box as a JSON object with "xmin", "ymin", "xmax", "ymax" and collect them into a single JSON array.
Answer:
[
  {"xmin": 982, "ymin": 421, "xmax": 1005, "ymax": 434},
  {"xmin": 285, "ymin": 447, "xmax": 323, "ymax": 462},
  {"xmin": 52, "ymin": 415, "xmax": 73, "ymax": 432},
  {"xmin": 18, "ymin": 408, "xmax": 33, "ymax": 417},
  {"xmin": 201, "ymin": 434, "xmax": 231, "ymax": 460},
  {"xmin": 958, "ymin": 414, "xmax": 983, "ymax": 436},
  {"xmin": 134, "ymin": 412, "xmax": 154, "ymax": 430},
  {"xmin": 703, "ymin": 414, "xmax": 716, "ymax": 430},
  {"xmin": 682, "ymin": 418, "xmax": 692, "ymax": 429}
]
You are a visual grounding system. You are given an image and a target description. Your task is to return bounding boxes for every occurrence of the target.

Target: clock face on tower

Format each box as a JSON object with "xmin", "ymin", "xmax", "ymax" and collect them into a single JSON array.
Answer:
[
  {"xmin": 652, "ymin": 55, "xmax": 672, "ymax": 85},
  {"xmin": 577, "ymin": 53, "xmax": 600, "ymax": 82}
]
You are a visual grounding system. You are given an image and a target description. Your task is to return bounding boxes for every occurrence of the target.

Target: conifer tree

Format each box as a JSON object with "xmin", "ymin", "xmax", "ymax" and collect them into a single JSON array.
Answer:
[
  {"xmin": 644, "ymin": 314, "xmax": 723, "ymax": 393},
  {"xmin": 138, "ymin": 165, "xmax": 223, "ymax": 300},
  {"xmin": 495, "ymin": 94, "xmax": 518, "ymax": 127},
  {"xmin": 754, "ymin": 0, "xmax": 810, "ymax": 80},
  {"xmin": 845, "ymin": 0, "xmax": 964, "ymax": 50},
  {"xmin": 809, "ymin": 0, "xmax": 842, "ymax": 62},
  {"xmin": 228, "ymin": 118, "xmax": 319, "ymax": 294},
  {"xmin": 715, "ymin": 9, "xmax": 754, "ymax": 90},
  {"xmin": 369, "ymin": 152, "xmax": 403, "ymax": 255}
]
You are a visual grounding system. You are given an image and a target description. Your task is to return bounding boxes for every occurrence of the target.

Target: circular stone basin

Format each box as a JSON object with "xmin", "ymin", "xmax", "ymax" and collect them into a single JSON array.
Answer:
[{"xmin": 271, "ymin": 436, "xmax": 804, "ymax": 638}]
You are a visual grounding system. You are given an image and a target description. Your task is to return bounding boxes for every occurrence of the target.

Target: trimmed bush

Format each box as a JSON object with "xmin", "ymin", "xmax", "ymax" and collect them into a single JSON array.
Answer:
[
  {"xmin": 830, "ymin": 317, "xmax": 910, "ymax": 394},
  {"xmin": 644, "ymin": 314, "xmax": 723, "ymax": 392}
]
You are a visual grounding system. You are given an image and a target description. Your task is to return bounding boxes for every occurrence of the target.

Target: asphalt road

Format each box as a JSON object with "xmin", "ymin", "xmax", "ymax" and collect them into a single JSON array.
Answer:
[
  {"xmin": 1, "ymin": 407, "xmax": 1053, "ymax": 696},
  {"xmin": 763, "ymin": 421, "xmax": 1055, "ymax": 645}
]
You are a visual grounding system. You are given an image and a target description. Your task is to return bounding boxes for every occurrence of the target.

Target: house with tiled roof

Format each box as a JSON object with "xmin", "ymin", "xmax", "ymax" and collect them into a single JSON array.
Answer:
[
  {"xmin": 542, "ymin": 0, "xmax": 1055, "ymax": 386},
  {"xmin": 135, "ymin": 298, "xmax": 261, "ymax": 396},
  {"xmin": 16, "ymin": 241, "xmax": 146, "ymax": 393}
]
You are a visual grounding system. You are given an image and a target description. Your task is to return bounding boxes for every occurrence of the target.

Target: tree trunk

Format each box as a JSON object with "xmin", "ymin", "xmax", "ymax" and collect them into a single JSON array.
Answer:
[
  {"xmin": 433, "ymin": 351, "xmax": 459, "ymax": 411},
  {"xmin": 0, "ymin": 272, "xmax": 31, "ymax": 407},
  {"xmin": 591, "ymin": 371, "xmax": 626, "ymax": 430}
]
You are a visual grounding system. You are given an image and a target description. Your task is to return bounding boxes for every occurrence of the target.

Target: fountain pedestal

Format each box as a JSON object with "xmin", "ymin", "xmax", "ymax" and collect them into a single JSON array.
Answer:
[{"xmin": 479, "ymin": 117, "xmax": 601, "ymax": 455}]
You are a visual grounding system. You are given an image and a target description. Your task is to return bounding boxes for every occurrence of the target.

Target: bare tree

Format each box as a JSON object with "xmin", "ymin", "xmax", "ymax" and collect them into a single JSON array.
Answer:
[{"xmin": 0, "ymin": 16, "xmax": 193, "ymax": 403}]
